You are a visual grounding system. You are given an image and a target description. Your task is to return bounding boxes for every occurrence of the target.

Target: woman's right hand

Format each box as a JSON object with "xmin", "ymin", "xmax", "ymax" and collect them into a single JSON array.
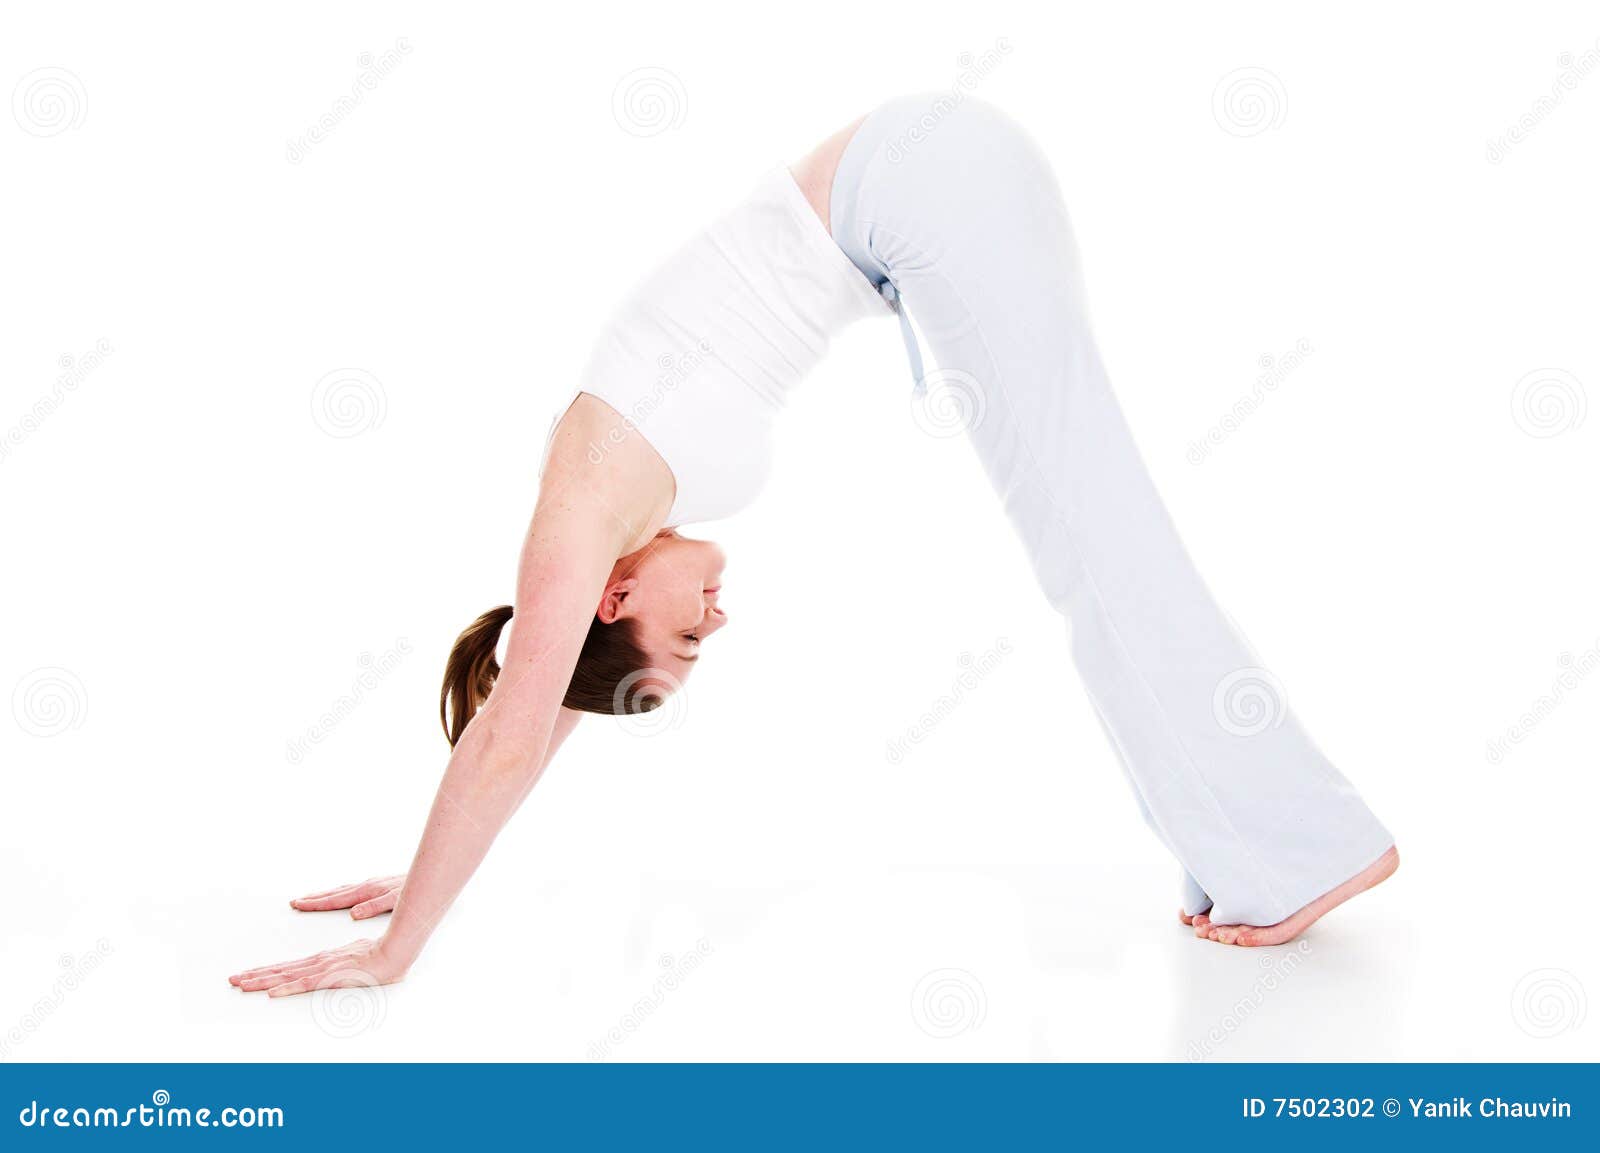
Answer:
[{"xmin": 289, "ymin": 875, "xmax": 405, "ymax": 920}]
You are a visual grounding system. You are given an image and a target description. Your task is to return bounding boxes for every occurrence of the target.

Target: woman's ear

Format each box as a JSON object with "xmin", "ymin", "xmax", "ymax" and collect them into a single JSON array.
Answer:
[{"xmin": 596, "ymin": 577, "xmax": 641, "ymax": 624}]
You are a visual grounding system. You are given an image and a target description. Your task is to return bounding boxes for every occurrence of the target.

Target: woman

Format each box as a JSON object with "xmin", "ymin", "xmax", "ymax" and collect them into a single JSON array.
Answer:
[{"xmin": 231, "ymin": 94, "xmax": 1397, "ymax": 997}]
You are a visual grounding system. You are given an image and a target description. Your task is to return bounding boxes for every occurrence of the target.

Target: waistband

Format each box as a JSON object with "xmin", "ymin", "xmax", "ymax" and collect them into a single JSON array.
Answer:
[{"xmin": 829, "ymin": 104, "xmax": 928, "ymax": 395}]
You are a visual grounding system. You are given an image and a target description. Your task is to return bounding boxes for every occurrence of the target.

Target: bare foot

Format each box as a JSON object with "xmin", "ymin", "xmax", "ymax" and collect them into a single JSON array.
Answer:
[{"xmin": 1190, "ymin": 846, "xmax": 1399, "ymax": 947}]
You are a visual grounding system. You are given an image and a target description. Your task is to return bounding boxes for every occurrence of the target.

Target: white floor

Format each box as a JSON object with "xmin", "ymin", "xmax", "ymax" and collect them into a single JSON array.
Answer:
[
  {"xmin": 5, "ymin": 819, "xmax": 1593, "ymax": 1062},
  {"xmin": 5, "ymin": 426, "xmax": 1598, "ymax": 1061}
]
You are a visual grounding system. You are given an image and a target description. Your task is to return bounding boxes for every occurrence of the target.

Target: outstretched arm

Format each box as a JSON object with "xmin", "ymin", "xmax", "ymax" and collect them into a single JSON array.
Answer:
[
  {"xmin": 281, "ymin": 707, "xmax": 582, "ymax": 921},
  {"xmin": 375, "ymin": 594, "xmax": 596, "ymax": 975},
  {"xmin": 233, "ymin": 516, "xmax": 616, "ymax": 993},
  {"xmin": 230, "ymin": 395, "xmax": 673, "ymax": 996},
  {"xmin": 231, "ymin": 524, "xmax": 611, "ymax": 993}
]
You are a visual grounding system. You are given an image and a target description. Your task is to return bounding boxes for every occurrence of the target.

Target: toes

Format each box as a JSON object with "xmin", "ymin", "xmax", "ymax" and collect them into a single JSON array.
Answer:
[
  {"xmin": 1237, "ymin": 923, "xmax": 1296, "ymax": 947},
  {"xmin": 1179, "ymin": 909, "xmax": 1194, "ymax": 926},
  {"xmin": 1195, "ymin": 919, "xmax": 1247, "ymax": 945}
]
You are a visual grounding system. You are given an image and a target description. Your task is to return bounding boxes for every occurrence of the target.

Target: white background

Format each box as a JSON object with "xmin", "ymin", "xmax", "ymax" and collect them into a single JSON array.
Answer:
[{"xmin": 3, "ymin": 1, "xmax": 1597, "ymax": 1062}]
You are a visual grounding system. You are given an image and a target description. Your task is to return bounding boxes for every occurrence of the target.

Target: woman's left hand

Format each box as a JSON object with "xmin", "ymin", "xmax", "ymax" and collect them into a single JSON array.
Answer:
[
  {"xmin": 228, "ymin": 937, "xmax": 408, "ymax": 997},
  {"xmin": 289, "ymin": 874, "xmax": 406, "ymax": 919}
]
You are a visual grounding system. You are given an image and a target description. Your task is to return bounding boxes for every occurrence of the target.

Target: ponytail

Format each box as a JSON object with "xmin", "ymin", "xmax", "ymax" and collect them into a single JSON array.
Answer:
[
  {"xmin": 439, "ymin": 605, "xmax": 513, "ymax": 747},
  {"xmin": 440, "ymin": 602, "xmax": 658, "ymax": 744}
]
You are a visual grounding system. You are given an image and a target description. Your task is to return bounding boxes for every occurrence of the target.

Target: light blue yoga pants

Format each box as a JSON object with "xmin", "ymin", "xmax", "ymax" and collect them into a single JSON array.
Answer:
[{"xmin": 830, "ymin": 94, "xmax": 1393, "ymax": 926}]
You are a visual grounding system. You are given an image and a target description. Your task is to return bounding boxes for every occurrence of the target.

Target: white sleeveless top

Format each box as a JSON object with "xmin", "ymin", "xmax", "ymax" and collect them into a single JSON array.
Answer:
[{"xmin": 567, "ymin": 167, "xmax": 889, "ymax": 526}]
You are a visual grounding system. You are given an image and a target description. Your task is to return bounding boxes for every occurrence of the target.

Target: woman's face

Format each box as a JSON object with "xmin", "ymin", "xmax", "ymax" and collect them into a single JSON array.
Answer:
[{"xmin": 597, "ymin": 530, "xmax": 727, "ymax": 686}]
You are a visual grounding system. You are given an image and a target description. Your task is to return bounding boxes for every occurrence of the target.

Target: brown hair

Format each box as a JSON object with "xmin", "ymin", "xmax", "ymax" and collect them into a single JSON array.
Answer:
[{"xmin": 438, "ymin": 605, "xmax": 659, "ymax": 746}]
